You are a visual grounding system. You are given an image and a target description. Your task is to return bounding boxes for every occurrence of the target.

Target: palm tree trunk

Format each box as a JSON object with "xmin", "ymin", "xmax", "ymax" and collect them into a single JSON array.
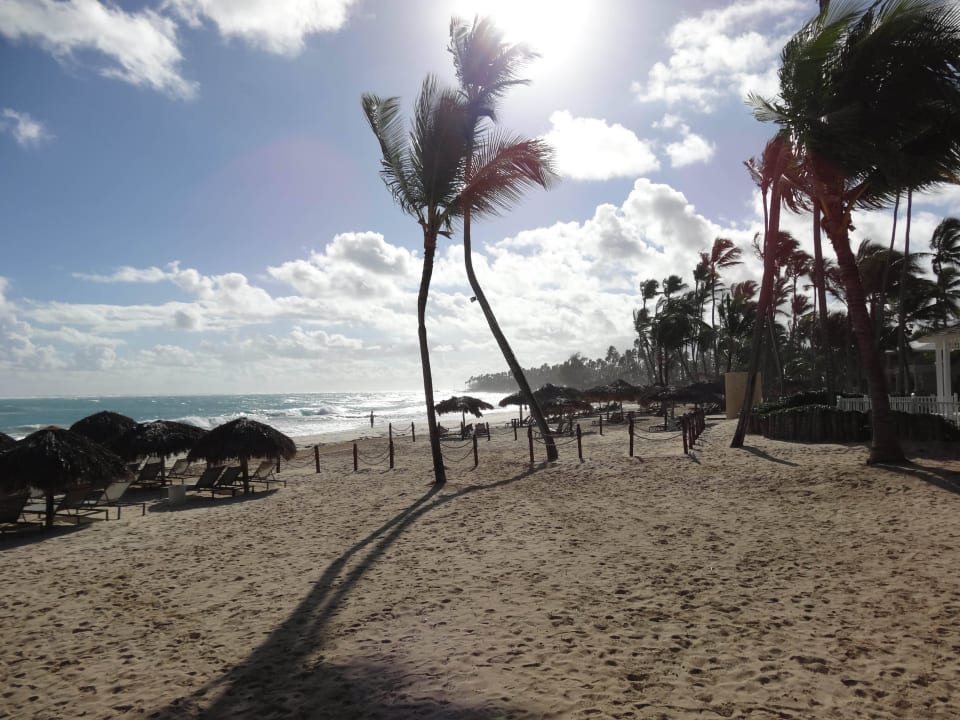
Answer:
[
  {"xmin": 812, "ymin": 204, "xmax": 833, "ymax": 392},
  {"xmin": 767, "ymin": 307, "xmax": 783, "ymax": 396},
  {"xmin": 418, "ymin": 228, "xmax": 447, "ymax": 485},
  {"xmin": 897, "ymin": 190, "xmax": 912, "ymax": 393},
  {"xmin": 462, "ymin": 208, "xmax": 558, "ymax": 461},
  {"xmin": 876, "ymin": 191, "xmax": 900, "ymax": 352},
  {"xmin": 822, "ymin": 194, "xmax": 905, "ymax": 464},
  {"xmin": 732, "ymin": 144, "xmax": 785, "ymax": 448}
]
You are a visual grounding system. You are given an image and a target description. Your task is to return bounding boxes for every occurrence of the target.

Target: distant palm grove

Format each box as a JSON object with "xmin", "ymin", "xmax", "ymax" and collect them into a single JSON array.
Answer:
[{"xmin": 467, "ymin": 218, "xmax": 960, "ymax": 394}]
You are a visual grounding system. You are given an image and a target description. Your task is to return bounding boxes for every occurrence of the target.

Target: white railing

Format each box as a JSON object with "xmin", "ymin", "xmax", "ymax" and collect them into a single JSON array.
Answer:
[{"xmin": 837, "ymin": 395, "xmax": 960, "ymax": 427}]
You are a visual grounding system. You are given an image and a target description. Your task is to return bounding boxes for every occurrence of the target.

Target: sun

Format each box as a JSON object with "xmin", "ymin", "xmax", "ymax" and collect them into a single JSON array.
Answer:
[{"xmin": 448, "ymin": 0, "xmax": 595, "ymax": 73}]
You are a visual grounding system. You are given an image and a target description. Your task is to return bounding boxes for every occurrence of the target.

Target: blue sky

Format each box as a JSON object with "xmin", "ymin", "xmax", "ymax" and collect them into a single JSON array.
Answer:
[{"xmin": 2, "ymin": 0, "xmax": 958, "ymax": 398}]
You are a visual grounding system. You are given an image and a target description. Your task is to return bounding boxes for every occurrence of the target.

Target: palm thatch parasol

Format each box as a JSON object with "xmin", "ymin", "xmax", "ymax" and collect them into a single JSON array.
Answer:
[
  {"xmin": 113, "ymin": 420, "xmax": 207, "ymax": 483},
  {"xmin": 70, "ymin": 410, "xmax": 137, "ymax": 447},
  {"xmin": 0, "ymin": 426, "xmax": 128, "ymax": 527},
  {"xmin": 498, "ymin": 390, "xmax": 528, "ymax": 424},
  {"xmin": 434, "ymin": 396, "xmax": 495, "ymax": 429},
  {"xmin": 0, "ymin": 431, "xmax": 16, "ymax": 451},
  {"xmin": 186, "ymin": 417, "xmax": 296, "ymax": 495},
  {"xmin": 502, "ymin": 384, "xmax": 590, "ymax": 428}
]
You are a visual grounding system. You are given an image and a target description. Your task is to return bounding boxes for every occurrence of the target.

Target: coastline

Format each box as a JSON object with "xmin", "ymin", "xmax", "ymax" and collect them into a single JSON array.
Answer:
[{"xmin": 2, "ymin": 418, "xmax": 959, "ymax": 719}]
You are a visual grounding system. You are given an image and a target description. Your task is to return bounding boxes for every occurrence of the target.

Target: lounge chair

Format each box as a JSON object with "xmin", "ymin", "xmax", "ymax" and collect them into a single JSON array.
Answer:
[
  {"xmin": 23, "ymin": 488, "xmax": 111, "ymax": 525},
  {"xmin": 132, "ymin": 461, "xmax": 164, "ymax": 488},
  {"xmin": 83, "ymin": 477, "xmax": 146, "ymax": 519},
  {"xmin": 186, "ymin": 466, "xmax": 237, "ymax": 498},
  {"xmin": 0, "ymin": 494, "xmax": 43, "ymax": 535},
  {"xmin": 166, "ymin": 458, "xmax": 193, "ymax": 483},
  {"xmin": 249, "ymin": 459, "xmax": 284, "ymax": 488}
]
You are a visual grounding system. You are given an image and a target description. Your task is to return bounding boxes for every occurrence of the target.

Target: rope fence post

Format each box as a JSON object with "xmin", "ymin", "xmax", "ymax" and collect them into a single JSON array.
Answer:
[
  {"xmin": 314, "ymin": 444, "xmax": 320, "ymax": 473},
  {"xmin": 411, "ymin": 422, "xmax": 415, "ymax": 443},
  {"xmin": 486, "ymin": 422, "xmax": 491, "ymax": 441},
  {"xmin": 473, "ymin": 434, "xmax": 479, "ymax": 468},
  {"xmin": 576, "ymin": 424, "xmax": 583, "ymax": 462},
  {"xmin": 389, "ymin": 423, "xmax": 393, "ymax": 444},
  {"xmin": 353, "ymin": 442, "xmax": 358, "ymax": 472},
  {"xmin": 389, "ymin": 440, "xmax": 394, "ymax": 469},
  {"xmin": 528, "ymin": 424, "xmax": 534, "ymax": 465},
  {"xmin": 681, "ymin": 415, "xmax": 689, "ymax": 454},
  {"xmin": 513, "ymin": 419, "xmax": 518, "ymax": 441},
  {"xmin": 599, "ymin": 414, "xmax": 603, "ymax": 436},
  {"xmin": 628, "ymin": 414, "xmax": 635, "ymax": 457}
]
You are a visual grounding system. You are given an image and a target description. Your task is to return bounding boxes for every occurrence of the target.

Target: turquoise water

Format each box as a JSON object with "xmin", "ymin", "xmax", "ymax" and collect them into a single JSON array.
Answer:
[{"xmin": 0, "ymin": 391, "xmax": 508, "ymax": 441}]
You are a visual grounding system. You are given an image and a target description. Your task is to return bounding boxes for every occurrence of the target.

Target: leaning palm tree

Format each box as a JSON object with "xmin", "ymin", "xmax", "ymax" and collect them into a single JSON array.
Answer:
[
  {"xmin": 363, "ymin": 78, "xmax": 559, "ymax": 484},
  {"xmin": 363, "ymin": 78, "xmax": 470, "ymax": 485},
  {"xmin": 706, "ymin": 236, "xmax": 743, "ymax": 376},
  {"xmin": 750, "ymin": 0, "xmax": 960, "ymax": 463},
  {"xmin": 448, "ymin": 15, "xmax": 560, "ymax": 461}
]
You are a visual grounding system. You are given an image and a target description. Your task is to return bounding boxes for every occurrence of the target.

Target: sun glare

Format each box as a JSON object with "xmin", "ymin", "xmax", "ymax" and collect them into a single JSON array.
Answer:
[{"xmin": 448, "ymin": 0, "xmax": 595, "ymax": 74}]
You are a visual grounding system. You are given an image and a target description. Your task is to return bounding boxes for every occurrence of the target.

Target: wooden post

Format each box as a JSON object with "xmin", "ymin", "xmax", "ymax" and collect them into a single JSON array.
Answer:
[
  {"xmin": 628, "ymin": 415, "xmax": 635, "ymax": 457},
  {"xmin": 411, "ymin": 422, "xmax": 415, "ymax": 443},
  {"xmin": 473, "ymin": 434, "xmax": 479, "ymax": 468},
  {"xmin": 599, "ymin": 414, "xmax": 603, "ymax": 436},
  {"xmin": 576, "ymin": 424, "xmax": 583, "ymax": 462},
  {"xmin": 389, "ymin": 423, "xmax": 393, "ymax": 444},
  {"xmin": 353, "ymin": 442, "xmax": 358, "ymax": 472},
  {"xmin": 681, "ymin": 416, "xmax": 689, "ymax": 454},
  {"xmin": 314, "ymin": 444, "xmax": 320, "ymax": 473},
  {"xmin": 513, "ymin": 419, "xmax": 518, "ymax": 441},
  {"xmin": 486, "ymin": 422, "xmax": 491, "ymax": 441},
  {"xmin": 389, "ymin": 440, "xmax": 394, "ymax": 469},
  {"xmin": 528, "ymin": 424, "xmax": 534, "ymax": 465}
]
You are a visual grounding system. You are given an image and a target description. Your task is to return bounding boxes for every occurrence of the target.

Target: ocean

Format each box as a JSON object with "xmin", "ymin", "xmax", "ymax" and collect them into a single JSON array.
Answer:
[{"xmin": 0, "ymin": 391, "xmax": 510, "ymax": 442}]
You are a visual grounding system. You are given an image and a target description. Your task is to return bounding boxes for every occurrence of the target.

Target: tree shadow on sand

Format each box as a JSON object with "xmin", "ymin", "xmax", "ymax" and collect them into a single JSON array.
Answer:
[
  {"xmin": 741, "ymin": 445, "xmax": 799, "ymax": 467},
  {"xmin": 880, "ymin": 461, "xmax": 960, "ymax": 496},
  {"xmin": 149, "ymin": 467, "xmax": 544, "ymax": 720}
]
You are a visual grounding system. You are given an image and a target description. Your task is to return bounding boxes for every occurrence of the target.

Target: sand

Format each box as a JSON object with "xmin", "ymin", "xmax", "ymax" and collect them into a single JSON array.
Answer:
[{"xmin": 1, "ymin": 415, "xmax": 959, "ymax": 719}]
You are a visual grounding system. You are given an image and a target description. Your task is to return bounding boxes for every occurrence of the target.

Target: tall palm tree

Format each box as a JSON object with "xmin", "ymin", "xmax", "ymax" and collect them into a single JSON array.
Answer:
[
  {"xmin": 930, "ymin": 217, "xmax": 960, "ymax": 328},
  {"xmin": 707, "ymin": 237, "xmax": 742, "ymax": 376},
  {"xmin": 448, "ymin": 16, "xmax": 561, "ymax": 461},
  {"xmin": 363, "ymin": 78, "xmax": 556, "ymax": 484},
  {"xmin": 750, "ymin": 0, "xmax": 960, "ymax": 463},
  {"xmin": 363, "ymin": 79, "xmax": 467, "ymax": 485}
]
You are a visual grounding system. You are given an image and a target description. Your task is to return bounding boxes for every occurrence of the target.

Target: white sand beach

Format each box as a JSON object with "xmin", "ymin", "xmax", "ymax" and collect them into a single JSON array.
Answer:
[{"xmin": 2, "ymin": 416, "xmax": 959, "ymax": 719}]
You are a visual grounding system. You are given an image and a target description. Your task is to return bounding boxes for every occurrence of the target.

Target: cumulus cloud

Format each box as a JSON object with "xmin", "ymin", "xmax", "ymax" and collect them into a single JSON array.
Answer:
[
  {"xmin": 1, "ymin": 109, "xmax": 53, "ymax": 147},
  {"xmin": 655, "ymin": 115, "xmax": 715, "ymax": 168},
  {"xmin": 631, "ymin": 0, "xmax": 808, "ymax": 112},
  {"xmin": 0, "ymin": 0, "xmax": 196, "ymax": 98},
  {"xmin": 163, "ymin": 0, "xmax": 356, "ymax": 55},
  {"xmin": 542, "ymin": 110, "xmax": 659, "ymax": 181}
]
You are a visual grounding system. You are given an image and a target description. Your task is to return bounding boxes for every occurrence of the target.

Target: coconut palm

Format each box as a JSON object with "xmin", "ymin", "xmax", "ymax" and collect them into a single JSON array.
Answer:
[
  {"xmin": 363, "ymin": 77, "xmax": 557, "ymax": 484},
  {"xmin": 448, "ymin": 16, "xmax": 560, "ymax": 461},
  {"xmin": 706, "ymin": 237, "xmax": 742, "ymax": 375},
  {"xmin": 750, "ymin": 0, "xmax": 960, "ymax": 463},
  {"xmin": 363, "ymin": 79, "xmax": 471, "ymax": 486}
]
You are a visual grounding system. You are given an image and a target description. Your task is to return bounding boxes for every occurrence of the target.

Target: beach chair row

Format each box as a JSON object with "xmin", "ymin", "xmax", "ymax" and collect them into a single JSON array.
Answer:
[{"xmin": 0, "ymin": 459, "xmax": 284, "ymax": 533}]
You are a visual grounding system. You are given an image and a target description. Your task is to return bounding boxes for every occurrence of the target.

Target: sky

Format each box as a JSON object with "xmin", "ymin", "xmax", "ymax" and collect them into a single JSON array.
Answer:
[{"xmin": 2, "ymin": 0, "xmax": 959, "ymax": 398}]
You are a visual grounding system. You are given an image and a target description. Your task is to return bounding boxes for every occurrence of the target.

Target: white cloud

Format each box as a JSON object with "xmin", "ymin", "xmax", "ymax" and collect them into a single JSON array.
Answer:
[
  {"xmin": 631, "ymin": 0, "xmax": 808, "ymax": 112},
  {"xmin": 0, "ymin": 0, "xmax": 196, "ymax": 98},
  {"xmin": 542, "ymin": 110, "xmax": 659, "ymax": 181},
  {"xmin": 664, "ymin": 128, "xmax": 715, "ymax": 168},
  {"xmin": 164, "ymin": 0, "xmax": 356, "ymax": 55},
  {"xmin": 0, "ymin": 109, "xmax": 53, "ymax": 147}
]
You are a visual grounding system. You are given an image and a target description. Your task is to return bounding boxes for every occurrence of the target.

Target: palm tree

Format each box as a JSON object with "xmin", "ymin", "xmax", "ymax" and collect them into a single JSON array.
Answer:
[
  {"xmin": 363, "ymin": 78, "xmax": 555, "ymax": 484},
  {"xmin": 707, "ymin": 237, "xmax": 743, "ymax": 376},
  {"xmin": 363, "ymin": 80, "xmax": 467, "ymax": 485},
  {"xmin": 750, "ymin": 0, "xmax": 960, "ymax": 463},
  {"xmin": 930, "ymin": 217, "xmax": 960, "ymax": 329},
  {"xmin": 448, "ymin": 16, "xmax": 561, "ymax": 461}
]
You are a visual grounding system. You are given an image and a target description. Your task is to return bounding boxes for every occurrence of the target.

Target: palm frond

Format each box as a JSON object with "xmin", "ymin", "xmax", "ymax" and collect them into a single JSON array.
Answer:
[
  {"xmin": 362, "ymin": 93, "xmax": 421, "ymax": 220},
  {"xmin": 457, "ymin": 132, "xmax": 557, "ymax": 219}
]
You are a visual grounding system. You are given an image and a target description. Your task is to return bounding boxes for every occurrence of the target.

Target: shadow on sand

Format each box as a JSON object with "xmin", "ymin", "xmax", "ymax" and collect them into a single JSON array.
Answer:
[
  {"xmin": 741, "ymin": 445, "xmax": 800, "ymax": 467},
  {"xmin": 150, "ymin": 467, "xmax": 544, "ymax": 719},
  {"xmin": 881, "ymin": 460, "xmax": 960, "ymax": 497}
]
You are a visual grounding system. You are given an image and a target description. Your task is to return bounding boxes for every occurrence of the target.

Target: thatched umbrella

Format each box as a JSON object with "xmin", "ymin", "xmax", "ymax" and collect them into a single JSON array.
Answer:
[
  {"xmin": 70, "ymin": 410, "xmax": 137, "ymax": 447},
  {"xmin": 187, "ymin": 417, "xmax": 296, "ymax": 495},
  {"xmin": 113, "ymin": 420, "xmax": 207, "ymax": 483},
  {"xmin": 434, "ymin": 396, "xmax": 495, "ymax": 430},
  {"xmin": 0, "ymin": 426, "xmax": 127, "ymax": 527},
  {"xmin": 502, "ymin": 384, "xmax": 589, "ymax": 429},
  {"xmin": 0, "ymin": 431, "xmax": 16, "ymax": 451},
  {"xmin": 498, "ymin": 391, "xmax": 527, "ymax": 424}
]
